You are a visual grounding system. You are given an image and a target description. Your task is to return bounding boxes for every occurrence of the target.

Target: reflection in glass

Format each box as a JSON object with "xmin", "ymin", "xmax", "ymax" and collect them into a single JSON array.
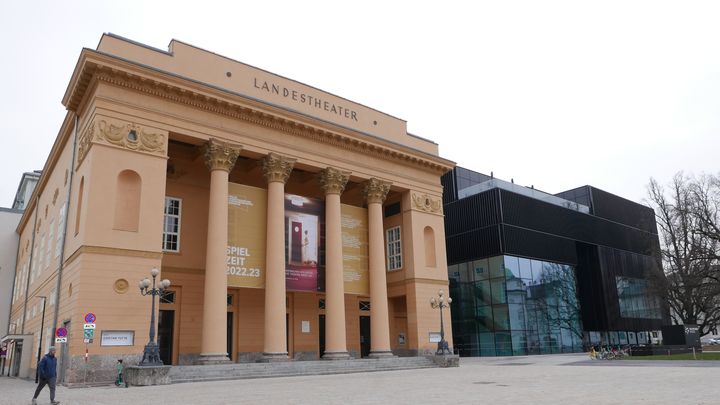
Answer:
[
  {"xmin": 519, "ymin": 258, "xmax": 532, "ymax": 280},
  {"xmin": 450, "ymin": 256, "xmax": 585, "ymax": 357}
]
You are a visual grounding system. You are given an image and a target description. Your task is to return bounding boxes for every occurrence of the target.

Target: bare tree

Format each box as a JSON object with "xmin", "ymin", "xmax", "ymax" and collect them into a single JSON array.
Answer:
[{"xmin": 647, "ymin": 173, "xmax": 720, "ymax": 336}]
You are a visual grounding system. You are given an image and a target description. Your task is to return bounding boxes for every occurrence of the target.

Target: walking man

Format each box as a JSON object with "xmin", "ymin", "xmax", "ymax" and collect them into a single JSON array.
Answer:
[{"xmin": 32, "ymin": 346, "xmax": 59, "ymax": 404}]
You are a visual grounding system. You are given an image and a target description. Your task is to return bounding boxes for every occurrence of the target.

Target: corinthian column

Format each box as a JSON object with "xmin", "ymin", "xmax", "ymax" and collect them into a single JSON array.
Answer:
[
  {"xmin": 262, "ymin": 152, "xmax": 295, "ymax": 361},
  {"xmin": 199, "ymin": 138, "xmax": 241, "ymax": 364},
  {"xmin": 363, "ymin": 178, "xmax": 394, "ymax": 358},
  {"xmin": 319, "ymin": 167, "xmax": 351, "ymax": 360}
]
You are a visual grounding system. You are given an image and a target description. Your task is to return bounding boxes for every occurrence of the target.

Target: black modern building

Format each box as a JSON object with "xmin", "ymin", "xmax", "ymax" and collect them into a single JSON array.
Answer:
[{"xmin": 442, "ymin": 167, "xmax": 670, "ymax": 357}]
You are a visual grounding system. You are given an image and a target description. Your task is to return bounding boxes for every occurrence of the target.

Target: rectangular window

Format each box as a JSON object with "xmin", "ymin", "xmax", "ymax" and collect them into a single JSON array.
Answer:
[
  {"xmin": 386, "ymin": 226, "xmax": 402, "ymax": 271},
  {"xmin": 55, "ymin": 203, "xmax": 66, "ymax": 258},
  {"xmin": 46, "ymin": 220, "xmax": 54, "ymax": 270},
  {"xmin": 163, "ymin": 197, "xmax": 182, "ymax": 252}
]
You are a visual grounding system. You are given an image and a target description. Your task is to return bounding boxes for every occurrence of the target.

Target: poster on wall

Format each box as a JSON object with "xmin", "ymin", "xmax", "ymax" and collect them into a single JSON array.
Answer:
[
  {"xmin": 284, "ymin": 194, "xmax": 324, "ymax": 291},
  {"xmin": 227, "ymin": 183, "xmax": 267, "ymax": 288},
  {"xmin": 227, "ymin": 184, "xmax": 369, "ymax": 295},
  {"xmin": 341, "ymin": 204, "xmax": 369, "ymax": 295}
]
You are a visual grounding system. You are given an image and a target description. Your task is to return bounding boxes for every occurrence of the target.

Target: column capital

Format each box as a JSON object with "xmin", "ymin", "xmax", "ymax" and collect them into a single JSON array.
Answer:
[
  {"xmin": 363, "ymin": 178, "xmax": 392, "ymax": 205},
  {"xmin": 203, "ymin": 138, "xmax": 241, "ymax": 172},
  {"xmin": 262, "ymin": 153, "xmax": 296, "ymax": 184},
  {"xmin": 319, "ymin": 167, "xmax": 351, "ymax": 195}
]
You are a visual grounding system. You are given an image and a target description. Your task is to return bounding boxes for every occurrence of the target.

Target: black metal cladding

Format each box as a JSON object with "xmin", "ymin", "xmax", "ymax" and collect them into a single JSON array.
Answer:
[
  {"xmin": 499, "ymin": 190, "xmax": 658, "ymax": 256},
  {"xmin": 441, "ymin": 169, "xmax": 458, "ymax": 204},
  {"xmin": 590, "ymin": 187, "xmax": 658, "ymax": 234},
  {"xmin": 502, "ymin": 225, "xmax": 578, "ymax": 265},
  {"xmin": 444, "ymin": 189, "xmax": 500, "ymax": 237},
  {"xmin": 446, "ymin": 225, "xmax": 502, "ymax": 264}
]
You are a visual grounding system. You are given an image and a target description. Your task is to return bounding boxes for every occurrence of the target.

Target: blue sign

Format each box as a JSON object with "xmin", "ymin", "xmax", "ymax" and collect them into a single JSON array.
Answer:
[{"xmin": 84, "ymin": 313, "xmax": 96, "ymax": 323}]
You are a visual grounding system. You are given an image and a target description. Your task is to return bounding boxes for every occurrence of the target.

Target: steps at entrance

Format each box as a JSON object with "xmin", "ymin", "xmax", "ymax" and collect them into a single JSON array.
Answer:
[{"xmin": 168, "ymin": 357, "xmax": 437, "ymax": 384}]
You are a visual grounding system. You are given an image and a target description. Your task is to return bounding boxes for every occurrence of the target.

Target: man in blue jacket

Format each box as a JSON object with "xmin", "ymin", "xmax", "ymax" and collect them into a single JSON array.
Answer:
[{"xmin": 32, "ymin": 346, "xmax": 59, "ymax": 405}]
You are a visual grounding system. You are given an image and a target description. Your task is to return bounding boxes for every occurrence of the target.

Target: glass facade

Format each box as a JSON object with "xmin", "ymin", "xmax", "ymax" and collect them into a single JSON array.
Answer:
[
  {"xmin": 449, "ymin": 255, "xmax": 584, "ymax": 356},
  {"xmin": 615, "ymin": 277, "xmax": 663, "ymax": 319}
]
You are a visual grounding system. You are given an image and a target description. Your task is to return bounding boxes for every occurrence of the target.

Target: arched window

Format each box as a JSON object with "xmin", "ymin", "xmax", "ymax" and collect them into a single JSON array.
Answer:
[
  {"xmin": 74, "ymin": 177, "xmax": 84, "ymax": 236},
  {"xmin": 114, "ymin": 170, "xmax": 142, "ymax": 232},
  {"xmin": 424, "ymin": 226, "xmax": 436, "ymax": 268}
]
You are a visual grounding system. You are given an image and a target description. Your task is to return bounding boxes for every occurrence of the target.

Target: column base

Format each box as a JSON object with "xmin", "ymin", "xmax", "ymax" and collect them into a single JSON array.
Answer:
[
  {"xmin": 196, "ymin": 353, "xmax": 231, "ymax": 365},
  {"xmin": 259, "ymin": 352, "xmax": 290, "ymax": 362},
  {"xmin": 321, "ymin": 351, "xmax": 351, "ymax": 360},
  {"xmin": 368, "ymin": 350, "xmax": 395, "ymax": 359}
]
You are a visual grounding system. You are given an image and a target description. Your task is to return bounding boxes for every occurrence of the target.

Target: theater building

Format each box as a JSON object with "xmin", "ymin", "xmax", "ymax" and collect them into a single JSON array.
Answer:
[
  {"xmin": 6, "ymin": 34, "xmax": 455, "ymax": 383},
  {"xmin": 442, "ymin": 167, "xmax": 670, "ymax": 357}
]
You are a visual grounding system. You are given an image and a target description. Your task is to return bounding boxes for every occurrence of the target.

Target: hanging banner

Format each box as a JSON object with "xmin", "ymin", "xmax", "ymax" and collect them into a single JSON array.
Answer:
[
  {"xmin": 341, "ymin": 204, "xmax": 369, "ymax": 295},
  {"xmin": 227, "ymin": 183, "xmax": 368, "ymax": 295},
  {"xmin": 227, "ymin": 183, "xmax": 267, "ymax": 288},
  {"xmin": 284, "ymin": 194, "xmax": 324, "ymax": 291}
]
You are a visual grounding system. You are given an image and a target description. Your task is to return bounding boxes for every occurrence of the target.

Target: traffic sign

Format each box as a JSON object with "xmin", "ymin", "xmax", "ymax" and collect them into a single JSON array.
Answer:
[
  {"xmin": 56, "ymin": 328, "xmax": 68, "ymax": 338},
  {"xmin": 84, "ymin": 313, "xmax": 96, "ymax": 323},
  {"xmin": 83, "ymin": 329, "xmax": 95, "ymax": 340},
  {"xmin": 55, "ymin": 337, "xmax": 67, "ymax": 343},
  {"xmin": 83, "ymin": 323, "xmax": 96, "ymax": 330}
]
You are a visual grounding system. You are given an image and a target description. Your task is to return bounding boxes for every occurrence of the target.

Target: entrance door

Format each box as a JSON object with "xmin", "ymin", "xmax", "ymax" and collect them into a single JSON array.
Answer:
[
  {"xmin": 360, "ymin": 316, "xmax": 371, "ymax": 358},
  {"xmin": 11, "ymin": 340, "xmax": 22, "ymax": 377},
  {"xmin": 319, "ymin": 315, "xmax": 326, "ymax": 358},
  {"xmin": 227, "ymin": 312, "xmax": 234, "ymax": 361},
  {"xmin": 158, "ymin": 310, "xmax": 175, "ymax": 365}
]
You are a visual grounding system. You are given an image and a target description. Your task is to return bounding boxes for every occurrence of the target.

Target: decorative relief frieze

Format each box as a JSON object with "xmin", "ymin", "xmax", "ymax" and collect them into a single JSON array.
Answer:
[
  {"xmin": 262, "ymin": 153, "xmax": 296, "ymax": 184},
  {"xmin": 363, "ymin": 178, "xmax": 392, "ymax": 205},
  {"xmin": 96, "ymin": 119, "xmax": 166, "ymax": 153},
  {"xmin": 319, "ymin": 167, "xmax": 351, "ymax": 195},
  {"xmin": 76, "ymin": 122, "xmax": 95, "ymax": 168},
  {"xmin": 411, "ymin": 192, "xmax": 442, "ymax": 214},
  {"xmin": 203, "ymin": 138, "xmax": 241, "ymax": 172},
  {"xmin": 76, "ymin": 117, "xmax": 168, "ymax": 168}
]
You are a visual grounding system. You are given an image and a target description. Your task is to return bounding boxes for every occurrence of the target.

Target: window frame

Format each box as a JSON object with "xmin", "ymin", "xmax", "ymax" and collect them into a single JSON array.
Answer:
[
  {"xmin": 385, "ymin": 226, "xmax": 403, "ymax": 271},
  {"xmin": 162, "ymin": 197, "xmax": 182, "ymax": 253}
]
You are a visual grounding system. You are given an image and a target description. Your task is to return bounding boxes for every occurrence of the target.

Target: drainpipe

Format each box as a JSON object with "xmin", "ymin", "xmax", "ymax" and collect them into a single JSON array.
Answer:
[{"xmin": 51, "ymin": 113, "xmax": 79, "ymax": 338}]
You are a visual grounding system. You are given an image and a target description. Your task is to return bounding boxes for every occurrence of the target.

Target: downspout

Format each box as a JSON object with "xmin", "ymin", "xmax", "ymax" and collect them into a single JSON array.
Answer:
[
  {"xmin": 51, "ymin": 113, "xmax": 79, "ymax": 337},
  {"xmin": 20, "ymin": 196, "xmax": 40, "ymax": 334}
]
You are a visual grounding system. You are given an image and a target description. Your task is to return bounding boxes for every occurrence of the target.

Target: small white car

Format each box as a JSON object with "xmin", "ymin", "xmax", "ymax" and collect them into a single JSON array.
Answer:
[{"xmin": 708, "ymin": 337, "xmax": 720, "ymax": 345}]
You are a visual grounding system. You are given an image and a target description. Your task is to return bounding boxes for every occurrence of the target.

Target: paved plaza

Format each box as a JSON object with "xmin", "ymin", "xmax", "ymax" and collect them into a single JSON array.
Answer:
[{"xmin": 1, "ymin": 354, "xmax": 716, "ymax": 405}]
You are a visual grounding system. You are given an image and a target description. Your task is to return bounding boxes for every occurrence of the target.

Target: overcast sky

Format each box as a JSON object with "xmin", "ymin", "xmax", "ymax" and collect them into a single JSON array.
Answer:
[{"xmin": 1, "ymin": 1, "xmax": 718, "ymax": 208}]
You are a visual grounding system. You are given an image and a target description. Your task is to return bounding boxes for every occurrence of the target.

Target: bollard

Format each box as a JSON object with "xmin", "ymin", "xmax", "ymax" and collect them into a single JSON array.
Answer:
[{"xmin": 693, "ymin": 347, "xmax": 696, "ymax": 360}]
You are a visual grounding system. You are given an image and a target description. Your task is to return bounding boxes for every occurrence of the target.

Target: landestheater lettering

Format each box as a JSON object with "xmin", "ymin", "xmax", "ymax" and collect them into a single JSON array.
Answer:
[{"xmin": 253, "ymin": 78, "xmax": 359, "ymax": 122}]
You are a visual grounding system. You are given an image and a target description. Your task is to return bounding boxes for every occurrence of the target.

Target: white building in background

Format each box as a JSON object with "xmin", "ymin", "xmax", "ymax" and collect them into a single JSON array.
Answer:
[{"xmin": 11, "ymin": 171, "xmax": 40, "ymax": 211}]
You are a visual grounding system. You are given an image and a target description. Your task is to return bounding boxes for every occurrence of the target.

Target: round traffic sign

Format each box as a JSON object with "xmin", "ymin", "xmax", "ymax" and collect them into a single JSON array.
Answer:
[
  {"xmin": 56, "ymin": 328, "xmax": 68, "ymax": 338},
  {"xmin": 84, "ymin": 313, "xmax": 96, "ymax": 323}
]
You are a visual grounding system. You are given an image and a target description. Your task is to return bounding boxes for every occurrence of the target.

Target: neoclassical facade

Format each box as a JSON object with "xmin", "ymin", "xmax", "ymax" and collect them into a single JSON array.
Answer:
[{"xmin": 6, "ymin": 34, "xmax": 454, "ymax": 383}]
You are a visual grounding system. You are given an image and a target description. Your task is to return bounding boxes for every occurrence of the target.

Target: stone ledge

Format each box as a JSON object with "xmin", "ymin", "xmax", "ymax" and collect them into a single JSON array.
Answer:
[
  {"xmin": 429, "ymin": 354, "xmax": 460, "ymax": 367},
  {"xmin": 125, "ymin": 365, "xmax": 172, "ymax": 386}
]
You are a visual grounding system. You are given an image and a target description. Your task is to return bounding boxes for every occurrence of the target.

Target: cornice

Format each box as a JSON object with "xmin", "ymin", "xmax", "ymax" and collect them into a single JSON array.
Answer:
[{"xmin": 64, "ymin": 52, "xmax": 454, "ymax": 176}]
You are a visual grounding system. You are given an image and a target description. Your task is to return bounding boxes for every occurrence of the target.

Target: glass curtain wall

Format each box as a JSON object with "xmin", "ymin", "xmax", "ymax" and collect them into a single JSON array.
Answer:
[{"xmin": 449, "ymin": 255, "xmax": 584, "ymax": 356}]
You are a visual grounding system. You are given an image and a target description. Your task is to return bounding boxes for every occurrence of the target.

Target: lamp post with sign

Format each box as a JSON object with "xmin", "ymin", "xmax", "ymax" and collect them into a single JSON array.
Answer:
[
  {"xmin": 429, "ymin": 290, "xmax": 452, "ymax": 355},
  {"xmin": 138, "ymin": 267, "xmax": 170, "ymax": 366}
]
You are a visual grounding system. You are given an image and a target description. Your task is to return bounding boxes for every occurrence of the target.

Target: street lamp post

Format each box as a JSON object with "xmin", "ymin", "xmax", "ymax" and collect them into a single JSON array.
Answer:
[
  {"xmin": 430, "ymin": 290, "xmax": 453, "ymax": 355},
  {"xmin": 35, "ymin": 296, "xmax": 47, "ymax": 383},
  {"xmin": 138, "ymin": 267, "xmax": 171, "ymax": 366}
]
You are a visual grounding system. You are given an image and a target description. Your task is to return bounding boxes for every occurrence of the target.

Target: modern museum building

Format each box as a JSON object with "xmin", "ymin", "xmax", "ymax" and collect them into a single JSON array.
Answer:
[{"xmin": 441, "ymin": 167, "xmax": 670, "ymax": 357}]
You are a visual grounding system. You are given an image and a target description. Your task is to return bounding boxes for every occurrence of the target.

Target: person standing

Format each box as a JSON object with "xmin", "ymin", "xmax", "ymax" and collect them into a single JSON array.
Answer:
[{"xmin": 32, "ymin": 346, "xmax": 59, "ymax": 405}]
